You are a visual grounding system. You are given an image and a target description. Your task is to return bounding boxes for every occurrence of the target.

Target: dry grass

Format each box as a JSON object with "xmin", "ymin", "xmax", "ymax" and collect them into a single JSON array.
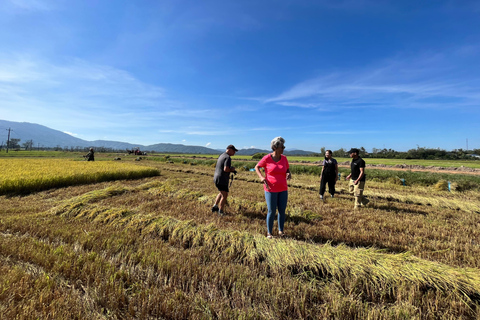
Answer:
[{"xmin": 0, "ymin": 159, "xmax": 479, "ymax": 319}]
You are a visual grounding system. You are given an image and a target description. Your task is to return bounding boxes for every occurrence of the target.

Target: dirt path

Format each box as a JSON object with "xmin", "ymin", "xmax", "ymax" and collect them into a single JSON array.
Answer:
[
  {"xmin": 177, "ymin": 156, "xmax": 480, "ymax": 176},
  {"xmin": 335, "ymin": 163, "xmax": 480, "ymax": 176},
  {"xmin": 284, "ymin": 159, "xmax": 480, "ymax": 176}
]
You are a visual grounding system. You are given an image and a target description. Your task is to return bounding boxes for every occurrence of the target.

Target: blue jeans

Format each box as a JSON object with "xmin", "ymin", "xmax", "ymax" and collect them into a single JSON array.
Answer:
[{"xmin": 265, "ymin": 190, "xmax": 288, "ymax": 235}]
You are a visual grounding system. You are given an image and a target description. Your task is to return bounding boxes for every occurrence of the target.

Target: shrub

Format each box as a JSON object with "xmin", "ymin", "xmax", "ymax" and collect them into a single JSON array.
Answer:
[{"xmin": 252, "ymin": 153, "xmax": 267, "ymax": 160}]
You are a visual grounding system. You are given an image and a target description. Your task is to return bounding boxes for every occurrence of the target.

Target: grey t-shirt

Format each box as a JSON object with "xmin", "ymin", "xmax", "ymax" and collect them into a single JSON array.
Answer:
[{"xmin": 214, "ymin": 152, "xmax": 232, "ymax": 185}]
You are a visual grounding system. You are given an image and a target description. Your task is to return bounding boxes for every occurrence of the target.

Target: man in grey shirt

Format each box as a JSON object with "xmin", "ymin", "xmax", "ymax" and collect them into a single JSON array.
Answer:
[{"xmin": 212, "ymin": 144, "xmax": 238, "ymax": 215}]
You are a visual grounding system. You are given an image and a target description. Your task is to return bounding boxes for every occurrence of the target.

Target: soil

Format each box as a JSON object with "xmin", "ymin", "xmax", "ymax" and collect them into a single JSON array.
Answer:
[
  {"xmin": 308, "ymin": 161, "xmax": 480, "ymax": 176},
  {"xmin": 178, "ymin": 156, "xmax": 480, "ymax": 176}
]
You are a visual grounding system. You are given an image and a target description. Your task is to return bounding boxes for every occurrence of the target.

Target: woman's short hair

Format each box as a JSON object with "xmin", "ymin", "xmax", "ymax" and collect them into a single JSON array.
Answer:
[
  {"xmin": 326, "ymin": 150, "xmax": 332, "ymax": 154},
  {"xmin": 270, "ymin": 136, "xmax": 285, "ymax": 151}
]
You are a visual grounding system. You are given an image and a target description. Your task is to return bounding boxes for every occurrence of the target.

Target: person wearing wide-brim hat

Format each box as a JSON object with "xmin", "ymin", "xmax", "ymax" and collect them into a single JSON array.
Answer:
[
  {"xmin": 212, "ymin": 144, "xmax": 238, "ymax": 215},
  {"xmin": 345, "ymin": 148, "xmax": 369, "ymax": 208}
]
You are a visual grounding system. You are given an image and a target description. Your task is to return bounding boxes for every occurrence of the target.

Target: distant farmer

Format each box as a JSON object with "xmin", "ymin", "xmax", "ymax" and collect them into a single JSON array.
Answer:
[
  {"xmin": 319, "ymin": 149, "xmax": 338, "ymax": 200},
  {"xmin": 85, "ymin": 148, "xmax": 95, "ymax": 161},
  {"xmin": 212, "ymin": 144, "xmax": 238, "ymax": 215},
  {"xmin": 255, "ymin": 136, "xmax": 291, "ymax": 239},
  {"xmin": 345, "ymin": 148, "xmax": 369, "ymax": 209}
]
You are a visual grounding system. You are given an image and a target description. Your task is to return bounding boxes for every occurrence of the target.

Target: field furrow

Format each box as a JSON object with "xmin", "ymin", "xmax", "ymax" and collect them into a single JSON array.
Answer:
[{"xmin": 1, "ymin": 158, "xmax": 479, "ymax": 319}]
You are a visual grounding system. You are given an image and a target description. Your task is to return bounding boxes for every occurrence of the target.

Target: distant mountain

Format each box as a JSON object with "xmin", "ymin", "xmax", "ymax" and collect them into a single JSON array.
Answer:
[
  {"xmin": 236, "ymin": 148, "xmax": 315, "ymax": 156},
  {"xmin": 0, "ymin": 119, "xmax": 315, "ymax": 155},
  {"xmin": 236, "ymin": 148, "xmax": 270, "ymax": 155},
  {"xmin": 0, "ymin": 120, "xmax": 91, "ymax": 148},
  {"xmin": 284, "ymin": 149, "xmax": 316, "ymax": 156},
  {"xmin": 90, "ymin": 140, "xmax": 143, "ymax": 150},
  {"xmin": 146, "ymin": 143, "xmax": 220, "ymax": 154}
]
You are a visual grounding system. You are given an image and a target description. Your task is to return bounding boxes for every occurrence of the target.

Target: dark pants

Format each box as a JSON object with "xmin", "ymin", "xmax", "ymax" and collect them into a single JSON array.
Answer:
[{"xmin": 320, "ymin": 174, "xmax": 336, "ymax": 196}]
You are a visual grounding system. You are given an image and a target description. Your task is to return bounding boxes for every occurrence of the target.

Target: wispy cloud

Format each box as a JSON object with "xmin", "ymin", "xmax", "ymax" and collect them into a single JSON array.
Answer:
[
  {"xmin": 0, "ymin": 54, "xmax": 216, "ymax": 138},
  {"xmin": 250, "ymin": 127, "xmax": 278, "ymax": 131},
  {"xmin": 157, "ymin": 128, "xmax": 228, "ymax": 136},
  {"xmin": 307, "ymin": 130, "xmax": 383, "ymax": 135},
  {"xmin": 264, "ymin": 49, "xmax": 480, "ymax": 111},
  {"xmin": 2, "ymin": 0, "xmax": 52, "ymax": 12},
  {"xmin": 0, "ymin": 55, "xmax": 164, "ymax": 110},
  {"xmin": 185, "ymin": 130, "xmax": 224, "ymax": 136}
]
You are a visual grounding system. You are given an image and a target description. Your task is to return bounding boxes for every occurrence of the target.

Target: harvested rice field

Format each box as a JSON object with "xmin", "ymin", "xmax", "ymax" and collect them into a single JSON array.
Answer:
[{"xmin": 1, "ymin": 158, "xmax": 479, "ymax": 319}]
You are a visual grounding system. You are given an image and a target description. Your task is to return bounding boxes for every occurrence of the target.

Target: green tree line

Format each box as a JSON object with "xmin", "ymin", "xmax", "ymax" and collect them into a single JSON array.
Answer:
[{"xmin": 312, "ymin": 146, "xmax": 480, "ymax": 160}]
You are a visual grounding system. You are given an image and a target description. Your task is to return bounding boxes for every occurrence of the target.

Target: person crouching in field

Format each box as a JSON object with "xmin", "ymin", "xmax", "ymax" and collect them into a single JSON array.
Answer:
[
  {"xmin": 212, "ymin": 144, "xmax": 238, "ymax": 215},
  {"xmin": 319, "ymin": 149, "xmax": 338, "ymax": 200},
  {"xmin": 255, "ymin": 137, "xmax": 291, "ymax": 239},
  {"xmin": 345, "ymin": 148, "xmax": 369, "ymax": 209}
]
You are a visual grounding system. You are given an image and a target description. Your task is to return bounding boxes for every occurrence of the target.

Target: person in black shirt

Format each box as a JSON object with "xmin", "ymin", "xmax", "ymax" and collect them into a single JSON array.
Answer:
[
  {"xmin": 212, "ymin": 144, "xmax": 238, "ymax": 215},
  {"xmin": 84, "ymin": 148, "xmax": 95, "ymax": 161},
  {"xmin": 345, "ymin": 148, "xmax": 369, "ymax": 208},
  {"xmin": 319, "ymin": 150, "xmax": 338, "ymax": 200}
]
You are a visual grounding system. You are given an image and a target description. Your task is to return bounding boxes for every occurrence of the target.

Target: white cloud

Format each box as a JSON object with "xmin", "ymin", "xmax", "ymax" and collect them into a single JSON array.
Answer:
[
  {"xmin": 306, "ymin": 130, "xmax": 382, "ymax": 135},
  {"xmin": 264, "ymin": 50, "xmax": 480, "ymax": 111},
  {"xmin": 155, "ymin": 128, "xmax": 228, "ymax": 136},
  {"xmin": 185, "ymin": 130, "xmax": 222, "ymax": 136},
  {"xmin": 0, "ymin": 54, "xmax": 214, "ymax": 137},
  {"xmin": 251, "ymin": 127, "xmax": 277, "ymax": 131},
  {"xmin": 0, "ymin": 55, "xmax": 166, "ymax": 115},
  {"xmin": 205, "ymin": 142, "xmax": 211, "ymax": 147},
  {"xmin": 3, "ymin": 0, "xmax": 52, "ymax": 12},
  {"xmin": 63, "ymin": 131, "xmax": 78, "ymax": 137}
]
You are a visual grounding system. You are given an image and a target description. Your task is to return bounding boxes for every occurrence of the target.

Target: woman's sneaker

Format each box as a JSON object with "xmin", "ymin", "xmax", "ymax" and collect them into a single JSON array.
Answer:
[{"xmin": 211, "ymin": 205, "xmax": 219, "ymax": 212}]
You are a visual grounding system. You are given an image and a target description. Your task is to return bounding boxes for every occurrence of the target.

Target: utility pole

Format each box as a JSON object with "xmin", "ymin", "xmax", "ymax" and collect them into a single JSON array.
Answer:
[{"xmin": 6, "ymin": 128, "xmax": 11, "ymax": 153}]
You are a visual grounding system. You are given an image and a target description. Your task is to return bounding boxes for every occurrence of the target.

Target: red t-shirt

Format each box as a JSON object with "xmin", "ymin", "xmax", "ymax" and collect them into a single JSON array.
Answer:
[{"xmin": 257, "ymin": 154, "xmax": 289, "ymax": 192}]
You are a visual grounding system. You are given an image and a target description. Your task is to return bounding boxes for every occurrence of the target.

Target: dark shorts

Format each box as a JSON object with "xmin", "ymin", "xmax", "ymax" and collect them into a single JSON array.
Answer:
[{"xmin": 215, "ymin": 183, "xmax": 229, "ymax": 193}]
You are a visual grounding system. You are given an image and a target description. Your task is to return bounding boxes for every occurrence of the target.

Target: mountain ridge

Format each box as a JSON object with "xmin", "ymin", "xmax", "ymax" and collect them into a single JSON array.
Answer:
[{"xmin": 0, "ymin": 119, "xmax": 315, "ymax": 155}]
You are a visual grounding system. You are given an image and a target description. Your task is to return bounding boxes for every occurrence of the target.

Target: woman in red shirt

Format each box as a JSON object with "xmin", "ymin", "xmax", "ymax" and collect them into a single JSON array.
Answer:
[{"xmin": 255, "ymin": 137, "xmax": 291, "ymax": 238}]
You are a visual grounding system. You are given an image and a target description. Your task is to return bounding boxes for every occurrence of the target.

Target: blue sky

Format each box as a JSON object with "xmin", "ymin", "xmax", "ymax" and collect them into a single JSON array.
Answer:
[{"xmin": 0, "ymin": 0, "xmax": 479, "ymax": 152}]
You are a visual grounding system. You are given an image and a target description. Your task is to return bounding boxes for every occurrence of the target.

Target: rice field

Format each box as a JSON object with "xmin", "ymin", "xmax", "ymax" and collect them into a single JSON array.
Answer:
[
  {"xmin": 158, "ymin": 153, "xmax": 480, "ymax": 169},
  {"xmin": 0, "ymin": 158, "xmax": 160, "ymax": 194},
  {"xmin": 0, "ymin": 158, "xmax": 479, "ymax": 319}
]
